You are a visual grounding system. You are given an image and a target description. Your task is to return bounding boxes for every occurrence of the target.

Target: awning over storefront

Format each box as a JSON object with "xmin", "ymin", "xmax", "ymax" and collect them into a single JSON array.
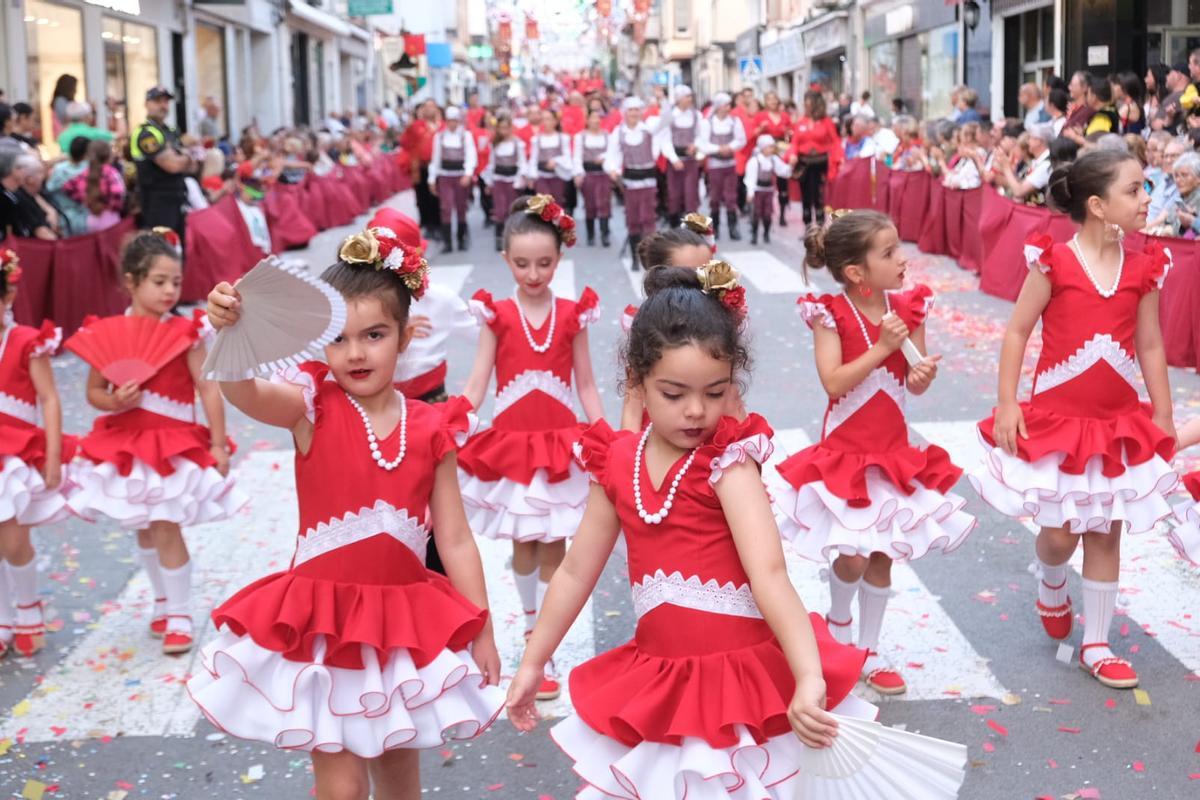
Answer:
[
  {"xmin": 800, "ymin": 10, "xmax": 848, "ymax": 59},
  {"xmin": 287, "ymin": 0, "xmax": 350, "ymax": 37}
]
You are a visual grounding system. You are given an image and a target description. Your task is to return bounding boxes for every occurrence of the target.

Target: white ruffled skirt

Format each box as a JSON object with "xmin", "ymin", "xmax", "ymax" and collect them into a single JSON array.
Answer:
[
  {"xmin": 187, "ymin": 632, "xmax": 505, "ymax": 756},
  {"xmin": 0, "ymin": 455, "xmax": 76, "ymax": 526},
  {"xmin": 68, "ymin": 456, "xmax": 248, "ymax": 529},
  {"xmin": 458, "ymin": 465, "xmax": 588, "ymax": 543},
  {"xmin": 1169, "ymin": 500, "xmax": 1200, "ymax": 565},
  {"xmin": 970, "ymin": 442, "xmax": 1179, "ymax": 535},
  {"xmin": 773, "ymin": 468, "xmax": 977, "ymax": 563},
  {"xmin": 551, "ymin": 692, "xmax": 878, "ymax": 799}
]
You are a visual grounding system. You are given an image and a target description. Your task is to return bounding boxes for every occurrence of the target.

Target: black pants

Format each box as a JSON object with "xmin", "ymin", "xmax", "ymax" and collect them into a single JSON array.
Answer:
[
  {"xmin": 478, "ymin": 176, "xmax": 493, "ymax": 223},
  {"xmin": 777, "ymin": 175, "xmax": 791, "ymax": 210},
  {"xmin": 414, "ymin": 163, "xmax": 440, "ymax": 230},
  {"xmin": 139, "ymin": 191, "xmax": 188, "ymax": 248},
  {"xmin": 420, "ymin": 384, "xmax": 450, "ymax": 575},
  {"xmin": 799, "ymin": 162, "xmax": 828, "ymax": 223},
  {"xmin": 736, "ymin": 178, "xmax": 748, "ymax": 213},
  {"xmin": 564, "ymin": 178, "xmax": 579, "ymax": 218}
]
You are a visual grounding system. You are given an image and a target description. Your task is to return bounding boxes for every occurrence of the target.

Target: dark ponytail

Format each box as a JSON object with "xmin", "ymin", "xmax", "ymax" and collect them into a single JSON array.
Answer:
[{"xmin": 1047, "ymin": 149, "xmax": 1138, "ymax": 223}]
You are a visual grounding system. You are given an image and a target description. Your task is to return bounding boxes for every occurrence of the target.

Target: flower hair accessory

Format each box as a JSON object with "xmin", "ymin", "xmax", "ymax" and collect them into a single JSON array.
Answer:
[
  {"xmin": 526, "ymin": 193, "xmax": 577, "ymax": 247},
  {"xmin": 151, "ymin": 226, "xmax": 182, "ymax": 254},
  {"xmin": 695, "ymin": 260, "xmax": 747, "ymax": 320},
  {"xmin": 0, "ymin": 248, "xmax": 21, "ymax": 287},
  {"xmin": 337, "ymin": 226, "xmax": 431, "ymax": 300},
  {"xmin": 682, "ymin": 213, "xmax": 717, "ymax": 253},
  {"xmin": 823, "ymin": 207, "xmax": 854, "ymax": 229}
]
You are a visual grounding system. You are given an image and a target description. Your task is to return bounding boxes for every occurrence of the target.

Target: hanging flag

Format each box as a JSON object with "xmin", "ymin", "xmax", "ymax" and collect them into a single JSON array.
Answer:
[
  {"xmin": 525, "ymin": 15, "xmax": 539, "ymax": 41},
  {"xmin": 403, "ymin": 33, "xmax": 426, "ymax": 56}
]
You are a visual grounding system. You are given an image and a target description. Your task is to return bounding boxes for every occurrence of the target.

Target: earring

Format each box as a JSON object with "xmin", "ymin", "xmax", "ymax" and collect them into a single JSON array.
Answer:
[
  {"xmin": 1102, "ymin": 218, "xmax": 1125, "ymax": 243},
  {"xmin": 858, "ymin": 284, "xmax": 873, "ymax": 297}
]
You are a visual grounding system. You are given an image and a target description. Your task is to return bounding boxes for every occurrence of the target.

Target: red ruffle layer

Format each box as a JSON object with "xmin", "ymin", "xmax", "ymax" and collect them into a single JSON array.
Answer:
[
  {"xmin": 79, "ymin": 416, "xmax": 231, "ymax": 476},
  {"xmin": 211, "ymin": 569, "xmax": 488, "ymax": 671},
  {"xmin": 1185, "ymin": 471, "xmax": 1200, "ymax": 501},
  {"xmin": 0, "ymin": 425, "xmax": 78, "ymax": 466},
  {"xmin": 979, "ymin": 403, "xmax": 1175, "ymax": 476},
  {"xmin": 458, "ymin": 424, "xmax": 584, "ymax": 484},
  {"xmin": 570, "ymin": 613, "xmax": 865, "ymax": 749},
  {"xmin": 777, "ymin": 442, "xmax": 963, "ymax": 507}
]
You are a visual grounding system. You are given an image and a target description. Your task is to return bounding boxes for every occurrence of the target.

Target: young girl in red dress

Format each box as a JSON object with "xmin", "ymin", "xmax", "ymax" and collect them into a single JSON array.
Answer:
[
  {"xmin": 773, "ymin": 211, "xmax": 976, "ymax": 696},
  {"xmin": 1168, "ymin": 420, "xmax": 1200, "ymax": 564},
  {"xmin": 193, "ymin": 226, "xmax": 502, "ymax": 799},
  {"xmin": 68, "ymin": 231, "xmax": 245, "ymax": 655},
  {"xmin": 0, "ymin": 249, "xmax": 71, "ymax": 657},
  {"xmin": 973, "ymin": 150, "xmax": 1179, "ymax": 689},
  {"xmin": 458, "ymin": 194, "xmax": 601, "ymax": 700},
  {"xmin": 507, "ymin": 263, "xmax": 881, "ymax": 799}
]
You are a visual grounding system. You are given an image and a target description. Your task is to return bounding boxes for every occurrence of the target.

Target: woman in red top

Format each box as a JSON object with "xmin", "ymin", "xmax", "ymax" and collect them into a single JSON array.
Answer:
[
  {"xmin": 399, "ymin": 101, "xmax": 442, "ymax": 235},
  {"xmin": 733, "ymin": 96, "xmax": 761, "ymax": 213},
  {"xmin": 754, "ymin": 91, "xmax": 794, "ymax": 226},
  {"xmin": 787, "ymin": 90, "xmax": 844, "ymax": 229}
]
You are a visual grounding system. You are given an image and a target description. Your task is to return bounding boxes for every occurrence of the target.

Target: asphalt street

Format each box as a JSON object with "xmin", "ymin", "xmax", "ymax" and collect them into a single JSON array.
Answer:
[{"xmin": 0, "ymin": 188, "xmax": 1198, "ymax": 800}]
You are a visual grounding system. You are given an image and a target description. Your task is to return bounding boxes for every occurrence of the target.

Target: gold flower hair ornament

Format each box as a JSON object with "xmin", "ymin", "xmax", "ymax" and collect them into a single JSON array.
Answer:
[
  {"xmin": 0, "ymin": 248, "xmax": 21, "ymax": 287},
  {"xmin": 681, "ymin": 213, "xmax": 717, "ymax": 252},
  {"xmin": 151, "ymin": 226, "xmax": 182, "ymax": 253},
  {"xmin": 337, "ymin": 226, "xmax": 431, "ymax": 300},
  {"xmin": 525, "ymin": 193, "xmax": 577, "ymax": 247},
  {"xmin": 695, "ymin": 260, "xmax": 747, "ymax": 320},
  {"xmin": 823, "ymin": 207, "xmax": 854, "ymax": 230}
]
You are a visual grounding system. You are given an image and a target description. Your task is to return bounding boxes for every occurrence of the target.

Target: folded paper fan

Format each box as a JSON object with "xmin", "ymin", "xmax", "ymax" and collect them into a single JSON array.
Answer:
[
  {"xmin": 64, "ymin": 316, "xmax": 194, "ymax": 386},
  {"xmin": 794, "ymin": 713, "xmax": 967, "ymax": 800},
  {"xmin": 201, "ymin": 256, "xmax": 347, "ymax": 381}
]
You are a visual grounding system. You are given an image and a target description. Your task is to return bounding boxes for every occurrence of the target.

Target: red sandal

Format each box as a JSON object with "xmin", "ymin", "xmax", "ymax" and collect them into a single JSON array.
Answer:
[
  {"xmin": 863, "ymin": 651, "xmax": 907, "ymax": 695},
  {"xmin": 824, "ymin": 614, "xmax": 855, "ymax": 645},
  {"xmin": 149, "ymin": 597, "xmax": 168, "ymax": 638},
  {"xmin": 1079, "ymin": 643, "xmax": 1138, "ymax": 689},
  {"xmin": 162, "ymin": 615, "xmax": 194, "ymax": 655},
  {"xmin": 12, "ymin": 601, "xmax": 45, "ymax": 657},
  {"xmin": 1035, "ymin": 584, "xmax": 1073, "ymax": 641}
]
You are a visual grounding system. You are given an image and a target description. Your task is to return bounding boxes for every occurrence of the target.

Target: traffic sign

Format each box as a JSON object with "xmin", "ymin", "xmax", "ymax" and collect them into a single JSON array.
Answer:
[
  {"xmin": 348, "ymin": 0, "xmax": 392, "ymax": 14},
  {"xmin": 653, "ymin": 70, "xmax": 671, "ymax": 86},
  {"xmin": 738, "ymin": 56, "xmax": 763, "ymax": 82}
]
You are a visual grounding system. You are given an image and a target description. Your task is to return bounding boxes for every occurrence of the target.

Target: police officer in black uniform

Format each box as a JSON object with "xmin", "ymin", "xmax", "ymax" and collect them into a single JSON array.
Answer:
[{"xmin": 132, "ymin": 86, "xmax": 194, "ymax": 243}]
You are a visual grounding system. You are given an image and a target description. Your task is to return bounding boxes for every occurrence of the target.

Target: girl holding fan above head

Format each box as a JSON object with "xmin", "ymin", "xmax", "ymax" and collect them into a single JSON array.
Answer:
[
  {"xmin": 0, "ymin": 249, "xmax": 72, "ymax": 657},
  {"xmin": 507, "ymin": 262, "xmax": 967, "ymax": 800},
  {"xmin": 458, "ymin": 195, "xmax": 602, "ymax": 701},
  {"xmin": 67, "ymin": 229, "xmax": 246, "ymax": 656},
  {"xmin": 773, "ymin": 210, "xmax": 976, "ymax": 696},
  {"xmin": 192, "ymin": 225, "xmax": 503, "ymax": 799},
  {"xmin": 973, "ymin": 150, "xmax": 1179, "ymax": 690}
]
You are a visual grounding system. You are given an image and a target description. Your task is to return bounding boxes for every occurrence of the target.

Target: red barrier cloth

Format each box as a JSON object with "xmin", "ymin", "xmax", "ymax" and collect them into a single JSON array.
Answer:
[
  {"xmin": 302, "ymin": 175, "xmax": 334, "ymax": 230},
  {"xmin": 1153, "ymin": 235, "xmax": 1200, "ymax": 369},
  {"xmin": 873, "ymin": 162, "xmax": 891, "ymax": 214},
  {"xmin": 49, "ymin": 217, "xmax": 134, "ymax": 336},
  {"xmin": 958, "ymin": 187, "xmax": 983, "ymax": 273},
  {"xmin": 896, "ymin": 171, "xmax": 930, "ymax": 242},
  {"xmin": 886, "ymin": 168, "xmax": 905, "ymax": 223},
  {"xmin": 943, "ymin": 188, "xmax": 965, "ymax": 260},
  {"xmin": 313, "ymin": 174, "xmax": 359, "ymax": 227},
  {"xmin": 918, "ymin": 181, "xmax": 948, "ymax": 255},
  {"xmin": 828, "ymin": 158, "xmax": 872, "ymax": 211},
  {"xmin": 263, "ymin": 186, "xmax": 318, "ymax": 253},
  {"xmin": 8, "ymin": 237, "xmax": 56, "ymax": 326},
  {"xmin": 182, "ymin": 195, "xmax": 259, "ymax": 303}
]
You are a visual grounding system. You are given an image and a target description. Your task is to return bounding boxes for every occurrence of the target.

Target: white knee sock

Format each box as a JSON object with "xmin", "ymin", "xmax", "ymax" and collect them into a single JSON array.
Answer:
[
  {"xmin": 857, "ymin": 580, "xmax": 892, "ymax": 655},
  {"xmin": 1080, "ymin": 578, "xmax": 1119, "ymax": 666},
  {"xmin": 1037, "ymin": 558, "xmax": 1070, "ymax": 608},
  {"xmin": 536, "ymin": 579, "xmax": 549, "ymax": 616},
  {"xmin": 8, "ymin": 560, "xmax": 41, "ymax": 628},
  {"xmin": 161, "ymin": 561, "xmax": 193, "ymax": 635},
  {"xmin": 0, "ymin": 561, "xmax": 14, "ymax": 641},
  {"xmin": 139, "ymin": 546, "xmax": 167, "ymax": 617},
  {"xmin": 513, "ymin": 568, "xmax": 538, "ymax": 633},
  {"xmin": 827, "ymin": 569, "xmax": 860, "ymax": 645}
]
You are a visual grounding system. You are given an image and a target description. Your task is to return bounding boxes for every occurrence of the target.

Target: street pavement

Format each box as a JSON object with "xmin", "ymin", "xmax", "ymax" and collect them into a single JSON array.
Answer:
[{"xmin": 1, "ymin": 190, "xmax": 1198, "ymax": 800}]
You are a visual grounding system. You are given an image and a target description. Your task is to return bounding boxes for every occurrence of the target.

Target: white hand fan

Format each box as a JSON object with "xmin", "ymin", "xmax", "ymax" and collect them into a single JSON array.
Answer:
[
  {"xmin": 881, "ymin": 311, "xmax": 927, "ymax": 367},
  {"xmin": 201, "ymin": 256, "xmax": 347, "ymax": 381},
  {"xmin": 794, "ymin": 713, "xmax": 967, "ymax": 800}
]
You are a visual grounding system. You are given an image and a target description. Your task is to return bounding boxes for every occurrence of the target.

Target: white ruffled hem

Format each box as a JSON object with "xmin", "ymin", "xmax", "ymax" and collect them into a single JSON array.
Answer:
[
  {"xmin": 30, "ymin": 327, "xmax": 63, "ymax": 359},
  {"xmin": 1168, "ymin": 501, "xmax": 1200, "ymax": 565},
  {"xmin": 458, "ymin": 465, "xmax": 588, "ymax": 543},
  {"xmin": 551, "ymin": 692, "xmax": 878, "ymax": 800},
  {"xmin": 0, "ymin": 455, "xmax": 76, "ymax": 526},
  {"xmin": 969, "ymin": 445, "xmax": 1179, "ymax": 534},
  {"xmin": 797, "ymin": 300, "xmax": 836, "ymax": 330},
  {"xmin": 187, "ymin": 630, "xmax": 504, "ymax": 757},
  {"xmin": 467, "ymin": 298, "xmax": 495, "ymax": 326},
  {"xmin": 67, "ymin": 456, "xmax": 248, "ymax": 529},
  {"xmin": 773, "ymin": 468, "xmax": 976, "ymax": 563},
  {"xmin": 708, "ymin": 434, "xmax": 773, "ymax": 485},
  {"xmin": 272, "ymin": 364, "xmax": 320, "ymax": 423}
]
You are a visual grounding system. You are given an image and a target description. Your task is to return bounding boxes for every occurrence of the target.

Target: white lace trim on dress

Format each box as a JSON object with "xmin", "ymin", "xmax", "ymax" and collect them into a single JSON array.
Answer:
[
  {"xmin": 493, "ymin": 369, "xmax": 574, "ymax": 417},
  {"xmin": 1024, "ymin": 243, "xmax": 1050, "ymax": 273},
  {"xmin": 0, "ymin": 391, "xmax": 37, "ymax": 425},
  {"xmin": 29, "ymin": 327, "xmax": 62, "ymax": 359},
  {"xmin": 295, "ymin": 499, "xmax": 429, "ymax": 566},
  {"xmin": 140, "ymin": 390, "xmax": 196, "ymax": 424},
  {"xmin": 797, "ymin": 300, "xmax": 837, "ymax": 329},
  {"xmin": 630, "ymin": 569, "xmax": 761, "ymax": 621},
  {"xmin": 824, "ymin": 368, "xmax": 906, "ymax": 436},
  {"xmin": 1033, "ymin": 333, "xmax": 1137, "ymax": 396}
]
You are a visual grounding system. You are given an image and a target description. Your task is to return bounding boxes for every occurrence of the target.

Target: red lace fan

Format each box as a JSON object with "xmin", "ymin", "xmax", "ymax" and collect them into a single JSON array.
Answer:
[{"xmin": 64, "ymin": 316, "xmax": 193, "ymax": 386}]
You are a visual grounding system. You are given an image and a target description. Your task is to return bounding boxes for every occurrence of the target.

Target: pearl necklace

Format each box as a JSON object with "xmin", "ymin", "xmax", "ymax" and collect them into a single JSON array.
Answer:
[
  {"xmin": 515, "ymin": 293, "xmax": 556, "ymax": 353},
  {"xmin": 346, "ymin": 393, "xmax": 408, "ymax": 471},
  {"xmin": 633, "ymin": 424, "xmax": 698, "ymax": 525},
  {"xmin": 1070, "ymin": 235, "xmax": 1122, "ymax": 299},
  {"xmin": 842, "ymin": 291, "xmax": 892, "ymax": 349}
]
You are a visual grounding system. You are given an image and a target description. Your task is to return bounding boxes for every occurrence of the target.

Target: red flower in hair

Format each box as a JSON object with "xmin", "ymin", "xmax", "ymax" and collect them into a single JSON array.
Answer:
[
  {"xmin": 151, "ymin": 226, "xmax": 181, "ymax": 251},
  {"xmin": 1, "ymin": 249, "xmax": 21, "ymax": 286},
  {"xmin": 559, "ymin": 216, "xmax": 576, "ymax": 231},
  {"xmin": 722, "ymin": 286, "xmax": 747, "ymax": 319}
]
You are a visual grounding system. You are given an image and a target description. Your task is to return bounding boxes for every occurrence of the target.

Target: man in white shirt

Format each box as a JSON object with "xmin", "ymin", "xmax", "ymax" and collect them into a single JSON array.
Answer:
[
  {"xmin": 428, "ymin": 106, "xmax": 478, "ymax": 252},
  {"xmin": 995, "ymin": 122, "xmax": 1053, "ymax": 202},
  {"xmin": 1020, "ymin": 83, "xmax": 1049, "ymax": 129}
]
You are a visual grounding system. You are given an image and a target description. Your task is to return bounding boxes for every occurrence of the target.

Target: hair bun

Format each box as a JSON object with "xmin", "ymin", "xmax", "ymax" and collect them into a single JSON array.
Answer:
[
  {"xmin": 643, "ymin": 265, "xmax": 702, "ymax": 297},
  {"xmin": 803, "ymin": 225, "xmax": 828, "ymax": 271},
  {"xmin": 1046, "ymin": 164, "xmax": 1073, "ymax": 214}
]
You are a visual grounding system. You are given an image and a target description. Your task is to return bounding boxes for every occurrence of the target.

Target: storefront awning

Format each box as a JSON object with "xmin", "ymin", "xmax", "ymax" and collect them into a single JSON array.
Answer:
[{"xmin": 287, "ymin": 0, "xmax": 350, "ymax": 37}]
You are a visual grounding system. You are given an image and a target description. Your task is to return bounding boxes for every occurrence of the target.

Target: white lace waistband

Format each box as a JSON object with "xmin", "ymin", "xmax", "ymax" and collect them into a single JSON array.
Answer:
[
  {"xmin": 139, "ymin": 390, "xmax": 196, "ymax": 424},
  {"xmin": 295, "ymin": 499, "xmax": 429, "ymax": 567},
  {"xmin": 494, "ymin": 369, "xmax": 574, "ymax": 417},
  {"xmin": 0, "ymin": 391, "xmax": 37, "ymax": 426},
  {"xmin": 630, "ymin": 569, "xmax": 762, "ymax": 621}
]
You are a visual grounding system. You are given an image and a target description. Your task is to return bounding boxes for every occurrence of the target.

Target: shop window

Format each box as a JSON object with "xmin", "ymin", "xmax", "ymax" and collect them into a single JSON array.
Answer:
[
  {"xmin": 23, "ymin": 0, "xmax": 86, "ymax": 148},
  {"xmin": 102, "ymin": 16, "xmax": 158, "ymax": 139},
  {"xmin": 921, "ymin": 24, "xmax": 959, "ymax": 120},
  {"xmin": 195, "ymin": 23, "xmax": 229, "ymax": 139},
  {"xmin": 674, "ymin": 0, "xmax": 690, "ymax": 34},
  {"xmin": 1017, "ymin": 6, "xmax": 1055, "ymax": 91},
  {"xmin": 869, "ymin": 42, "xmax": 899, "ymax": 119}
]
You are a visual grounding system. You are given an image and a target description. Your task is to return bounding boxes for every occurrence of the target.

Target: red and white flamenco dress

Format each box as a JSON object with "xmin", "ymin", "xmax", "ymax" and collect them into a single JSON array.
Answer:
[
  {"xmin": 187, "ymin": 363, "xmax": 505, "ymax": 755},
  {"xmin": 0, "ymin": 321, "xmax": 77, "ymax": 527},
  {"xmin": 972, "ymin": 237, "xmax": 1179, "ymax": 539},
  {"xmin": 67, "ymin": 314, "xmax": 247, "ymax": 528},
  {"xmin": 558, "ymin": 416, "xmax": 875, "ymax": 800},
  {"xmin": 1169, "ymin": 472, "xmax": 1200, "ymax": 565},
  {"xmin": 457, "ymin": 287, "xmax": 600, "ymax": 542},
  {"xmin": 773, "ymin": 285, "xmax": 976, "ymax": 563}
]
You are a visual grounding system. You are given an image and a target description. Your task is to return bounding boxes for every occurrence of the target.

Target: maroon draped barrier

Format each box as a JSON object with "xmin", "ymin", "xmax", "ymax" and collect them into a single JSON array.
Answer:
[
  {"xmin": 873, "ymin": 163, "xmax": 891, "ymax": 214},
  {"xmin": 958, "ymin": 187, "xmax": 984, "ymax": 273},
  {"xmin": 311, "ymin": 174, "xmax": 359, "ymax": 228},
  {"xmin": 918, "ymin": 180, "xmax": 948, "ymax": 255},
  {"xmin": 182, "ymin": 195, "xmax": 260, "ymax": 303},
  {"xmin": 943, "ymin": 189, "xmax": 965, "ymax": 260},
  {"xmin": 979, "ymin": 190, "xmax": 1047, "ymax": 300},
  {"xmin": 885, "ymin": 169, "xmax": 906, "ymax": 223},
  {"xmin": 262, "ymin": 186, "xmax": 319, "ymax": 253},
  {"xmin": 1149, "ymin": 235, "xmax": 1200, "ymax": 369},
  {"xmin": 340, "ymin": 166, "xmax": 372, "ymax": 215},
  {"xmin": 826, "ymin": 158, "xmax": 872, "ymax": 210},
  {"xmin": 367, "ymin": 162, "xmax": 390, "ymax": 205},
  {"xmin": 8, "ymin": 237, "xmax": 56, "ymax": 327},
  {"xmin": 896, "ymin": 171, "xmax": 931, "ymax": 242},
  {"xmin": 301, "ymin": 175, "xmax": 333, "ymax": 230},
  {"xmin": 49, "ymin": 217, "xmax": 134, "ymax": 336}
]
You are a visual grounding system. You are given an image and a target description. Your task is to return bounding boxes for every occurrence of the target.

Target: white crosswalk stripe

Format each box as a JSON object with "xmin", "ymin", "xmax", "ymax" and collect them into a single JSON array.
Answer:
[
  {"xmin": 721, "ymin": 249, "xmax": 813, "ymax": 294},
  {"xmin": 549, "ymin": 258, "xmax": 576, "ymax": 300},
  {"xmin": 431, "ymin": 264, "xmax": 474, "ymax": 296}
]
